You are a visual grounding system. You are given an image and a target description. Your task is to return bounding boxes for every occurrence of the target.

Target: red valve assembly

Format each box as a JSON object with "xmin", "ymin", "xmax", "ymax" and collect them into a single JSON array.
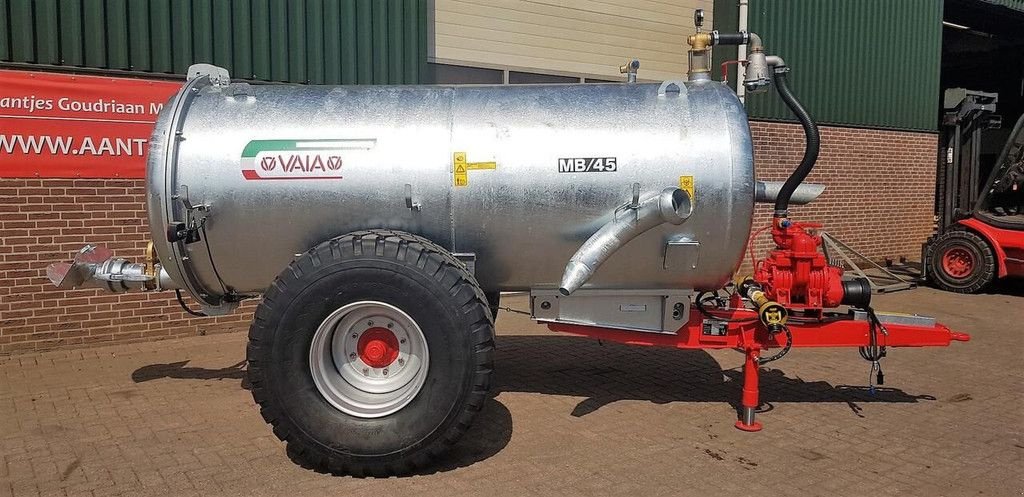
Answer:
[{"xmin": 754, "ymin": 217, "xmax": 872, "ymax": 313}]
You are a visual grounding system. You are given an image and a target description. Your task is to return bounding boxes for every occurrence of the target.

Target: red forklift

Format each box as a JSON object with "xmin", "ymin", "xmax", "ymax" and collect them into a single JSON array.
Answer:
[{"xmin": 923, "ymin": 88, "xmax": 1024, "ymax": 292}]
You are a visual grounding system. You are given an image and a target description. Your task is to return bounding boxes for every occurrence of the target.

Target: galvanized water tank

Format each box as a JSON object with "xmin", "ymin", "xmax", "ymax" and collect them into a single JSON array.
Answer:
[{"xmin": 148, "ymin": 75, "xmax": 755, "ymax": 308}]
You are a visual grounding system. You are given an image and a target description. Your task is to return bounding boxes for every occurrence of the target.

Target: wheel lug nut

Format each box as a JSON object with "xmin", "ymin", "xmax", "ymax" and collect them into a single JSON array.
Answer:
[
  {"xmin": 400, "ymin": 338, "xmax": 406, "ymax": 344},
  {"xmin": 387, "ymin": 322, "xmax": 393, "ymax": 329},
  {"xmin": 398, "ymin": 358, "xmax": 404, "ymax": 365},
  {"xmin": 362, "ymin": 367, "xmax": 369, "ymax": 375},
  {"xmin": 367, "ymin": 320, "xmax": 374, "ymax": 326},
  {"xmin": 383, "ymin": 368, "xmax": 389, "ymax": 376},
  {"xmin": 349, "ymin": 352, "xmax": 357, "ymax": 359}
]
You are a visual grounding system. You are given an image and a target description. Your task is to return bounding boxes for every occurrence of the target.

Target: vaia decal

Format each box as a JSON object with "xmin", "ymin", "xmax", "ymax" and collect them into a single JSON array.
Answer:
[{"xmin": 240, "ymin": 139, "xmax": 375, "ymax": 180}]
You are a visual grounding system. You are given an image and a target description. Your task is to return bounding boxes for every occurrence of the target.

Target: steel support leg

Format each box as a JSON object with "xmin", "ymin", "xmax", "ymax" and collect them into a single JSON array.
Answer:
[{"xmin": 735, "ymin": 346, "xmax": 763, "ymax": 432}]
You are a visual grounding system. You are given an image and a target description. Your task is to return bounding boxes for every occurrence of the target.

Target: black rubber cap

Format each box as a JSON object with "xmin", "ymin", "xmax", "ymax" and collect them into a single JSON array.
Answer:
[{"xmin": 841, "ymin": 278, "xmax": 872, "ymax": 307}]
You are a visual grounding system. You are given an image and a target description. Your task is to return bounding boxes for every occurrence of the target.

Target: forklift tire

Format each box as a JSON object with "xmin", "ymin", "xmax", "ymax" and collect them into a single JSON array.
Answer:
[
  {"xmin": 247, "ymin": 229, "xmax": 495, "ymax": 476},
  {"xmin": 928, "ymin": 230, "xmax": 996, "ymax": 293}
]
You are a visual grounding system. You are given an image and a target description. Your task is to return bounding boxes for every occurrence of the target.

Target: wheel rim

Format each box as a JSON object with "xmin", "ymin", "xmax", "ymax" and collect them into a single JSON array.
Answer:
[
  {"xmin": 309, "ymin": 301, "xmax": 429, "ymax": 418},
  {"xmin": 941, "ymin": 246, "xmax": 975, "ymax": 279}
]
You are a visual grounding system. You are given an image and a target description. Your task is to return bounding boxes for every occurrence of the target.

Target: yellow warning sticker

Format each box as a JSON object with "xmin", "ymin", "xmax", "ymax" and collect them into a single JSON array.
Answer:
[
  {"xmin": 453, "ymin": 152, "xmax": 468, "ymax": 187},
  {"xmin": 452, "ymin": 151, "xmax": 495, "ymax": 186},
  {"xmin": 679, "ymin": 175, "xmax": 695, "ymax": 201},
  {"xmin": 454, "ymin": 165, "xmax": 468, "ymax": 187}
]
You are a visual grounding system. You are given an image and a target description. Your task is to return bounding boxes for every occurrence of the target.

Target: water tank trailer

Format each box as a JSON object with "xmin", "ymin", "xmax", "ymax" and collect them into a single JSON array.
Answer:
[{"xmin": 48, "ymin": 12, "xmax": 968, "ymax": 475}]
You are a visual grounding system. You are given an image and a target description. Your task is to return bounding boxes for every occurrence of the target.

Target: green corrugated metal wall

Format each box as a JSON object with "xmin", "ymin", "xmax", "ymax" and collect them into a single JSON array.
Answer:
[
  {"xmin": 713, "ymin": 0, "xmax": 943, "ymax": 131},
  {"xmin": 0, "ymin": 0, "xmax": 428, "ymax": 84}
]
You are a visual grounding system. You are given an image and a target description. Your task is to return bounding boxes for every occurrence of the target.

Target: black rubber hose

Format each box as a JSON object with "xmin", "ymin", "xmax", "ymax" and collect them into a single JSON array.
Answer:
[
  {"xmin": 772, "ymin": 70, "xmax": 820, "ymax": 216},
  {"xmin": 714, "ymin": 32, "xmax": 748, "ymax": 45},
  {"xmin": 175, "ymin": 289, "xmax": 207, "ymax": 317},
  {"xmin": 758, "ymin": 324, "xmax": 792, "ymax": 365}
]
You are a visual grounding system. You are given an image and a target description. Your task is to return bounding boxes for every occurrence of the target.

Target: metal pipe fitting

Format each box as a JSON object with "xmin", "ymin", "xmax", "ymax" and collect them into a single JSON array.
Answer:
[
  {"xmin": 686, "ymin": 10, "xmax": 713, "ymax": 82},
  {"xmin": 747, "ymin": 32, "xmax": 763, "ymax": 50},
  {"xmin": 619, "ymin": 59, "xmax": 640, "ymax": 83},
  {"xmin": 766, "ymin": 55, "xmax": 787, "ymax": 69},
  {"xmin": 709, "ymin": 30, "xmax": 771, "ymax": 92},
  {"xmin": 687, "ymin": 33, "xmax": 714, "ymax": 81},
  {"xmin": 743, "ymin": 49, "xmax": 772, "ymax": 93},
  {"xmin": 755, "ymin": 181, "xmax": 825, "ymax": 205},
  {"xmin": 559, "ymin": 188, "xmax": 692, "ymax": 296},
  {"xmin": 47, "ymin": 244, "xmax": 179, "ymax": 293}
]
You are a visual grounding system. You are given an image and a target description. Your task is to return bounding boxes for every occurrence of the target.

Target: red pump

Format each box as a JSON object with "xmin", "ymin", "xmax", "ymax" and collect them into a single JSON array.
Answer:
[{"xmin": 754, "ymin": 218, "xmax": 870, "ymax": 312}]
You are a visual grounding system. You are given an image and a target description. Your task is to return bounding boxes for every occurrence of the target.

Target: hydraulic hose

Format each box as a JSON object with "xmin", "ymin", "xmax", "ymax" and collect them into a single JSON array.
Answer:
[{"xmin": 772, "ymin": 69, "xmax": 820, "ymax": 216}]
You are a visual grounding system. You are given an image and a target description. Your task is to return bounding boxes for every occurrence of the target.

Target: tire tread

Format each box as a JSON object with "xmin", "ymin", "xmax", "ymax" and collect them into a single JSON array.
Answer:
[
  {"xmin": 928, "ymin": 229, "xmax": 997, "ymax": 293},
  {"xmin": 247, "ymin": 229, "xmax": 494, "ymax": 476}
]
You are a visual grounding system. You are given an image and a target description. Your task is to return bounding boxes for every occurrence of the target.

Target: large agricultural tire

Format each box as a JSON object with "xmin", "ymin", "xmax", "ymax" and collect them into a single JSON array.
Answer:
[
  {"xmin": 928, "ymin": 229, "xmax": 996, "ymax": 294},
  {"xmin": 246, "ymin": 229, "xmax": 495, "ymax": 476}
]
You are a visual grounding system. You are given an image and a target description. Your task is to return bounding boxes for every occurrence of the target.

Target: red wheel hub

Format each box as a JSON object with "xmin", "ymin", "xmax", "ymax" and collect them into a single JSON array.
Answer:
[
  {"xmin": 357, "ymin": 328, "xmax": 400, "ymax": 368},
  {"xmin": 941, "ymin": 247, "xmax": 975, "ymax": 278}
]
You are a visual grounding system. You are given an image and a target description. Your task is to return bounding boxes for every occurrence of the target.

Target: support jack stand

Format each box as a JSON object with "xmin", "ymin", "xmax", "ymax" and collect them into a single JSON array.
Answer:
[{"xmin": 735, "ymin": 346, "xmax": 764, "ymax": 432}]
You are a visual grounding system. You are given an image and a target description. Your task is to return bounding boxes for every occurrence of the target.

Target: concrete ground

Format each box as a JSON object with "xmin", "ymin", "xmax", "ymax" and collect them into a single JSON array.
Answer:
[{"xmin": 1, "ymin": 286, "xmax": 1021, "ymax": 497}]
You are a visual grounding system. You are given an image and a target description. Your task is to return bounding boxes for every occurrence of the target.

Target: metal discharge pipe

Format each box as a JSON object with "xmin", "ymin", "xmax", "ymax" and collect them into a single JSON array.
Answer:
[
  {"xmin": 559, "ymin": 188, "xmax": 692, "ymax": 295},
  {"xmin": 755, "ymin": 181, "xmax": 824, "ymax": 205},
  {"xmin": 47, "ymin": 244, "xmax": 178, "ymax": 293}
]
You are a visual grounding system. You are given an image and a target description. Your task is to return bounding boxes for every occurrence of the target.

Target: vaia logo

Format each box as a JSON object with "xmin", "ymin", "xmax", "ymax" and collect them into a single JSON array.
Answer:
[
  {"xmin": 249, "ymin": 151, "xmax": 343, "ymax": 178},
  {"xmin": 241, "ymin": 139, "xmax": 354, "ymax": 180},
  {"xmin": 255, "ymin": 153, "xmax": 342, "ymax": 173}
]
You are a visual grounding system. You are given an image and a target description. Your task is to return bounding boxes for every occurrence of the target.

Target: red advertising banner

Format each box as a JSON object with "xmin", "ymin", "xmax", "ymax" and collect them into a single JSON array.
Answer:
[{"xmin": 0, "ymin": 70, "xmax": 183, "ymax": 178}]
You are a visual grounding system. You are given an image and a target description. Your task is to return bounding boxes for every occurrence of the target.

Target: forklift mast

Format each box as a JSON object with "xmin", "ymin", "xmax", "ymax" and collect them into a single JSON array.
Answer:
[{"xmin": 936, "ymin": 88, "xmax": 1000, "ymax": 234}]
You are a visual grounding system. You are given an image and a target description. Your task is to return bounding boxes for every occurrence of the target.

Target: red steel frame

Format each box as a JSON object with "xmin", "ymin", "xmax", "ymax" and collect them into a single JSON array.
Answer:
[{"xmin": 548, "ymin": 307, "xmax": 969, "ymax": 431}]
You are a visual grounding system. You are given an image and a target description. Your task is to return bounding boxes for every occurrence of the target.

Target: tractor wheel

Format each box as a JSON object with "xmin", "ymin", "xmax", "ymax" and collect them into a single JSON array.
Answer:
[
  {"xmin": 247, "ymin": 229, "xmax": 494, "ymax": 476},
  {"xmin": 928, "ymin": 230, "xmax": 996, "ymax": 293}
]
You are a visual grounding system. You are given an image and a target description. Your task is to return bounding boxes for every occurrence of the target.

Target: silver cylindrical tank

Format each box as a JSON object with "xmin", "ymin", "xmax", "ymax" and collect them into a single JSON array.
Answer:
[{"xmin": 148, "ymin": 76, "xmax": 755, "ymax": 308}]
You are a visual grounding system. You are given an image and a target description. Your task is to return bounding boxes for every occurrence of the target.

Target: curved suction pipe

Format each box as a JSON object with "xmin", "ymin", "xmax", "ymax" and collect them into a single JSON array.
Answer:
[{"xmin": 559, "ymin": 188, "xmax": 692, "ymax": 296}]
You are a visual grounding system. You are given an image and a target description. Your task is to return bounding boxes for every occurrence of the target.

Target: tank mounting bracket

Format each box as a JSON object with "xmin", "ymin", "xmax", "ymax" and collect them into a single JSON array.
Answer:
[
  {"xmin": 168, "ymin": 185, "xmax": 210, "ymax": 244},
  {"xmin": 531, "ymin": 288, "xmax": 692, "ymax": 334},
  {"xmin": 187, "ymin": 63, "xmax": 231, "ymax": 86}
]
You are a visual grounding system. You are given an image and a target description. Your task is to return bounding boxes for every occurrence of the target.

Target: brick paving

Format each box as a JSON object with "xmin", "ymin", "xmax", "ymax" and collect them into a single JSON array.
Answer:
[{"xmin": 1, "ymin": 286, "xmax": 1021, "ymax": 497}]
